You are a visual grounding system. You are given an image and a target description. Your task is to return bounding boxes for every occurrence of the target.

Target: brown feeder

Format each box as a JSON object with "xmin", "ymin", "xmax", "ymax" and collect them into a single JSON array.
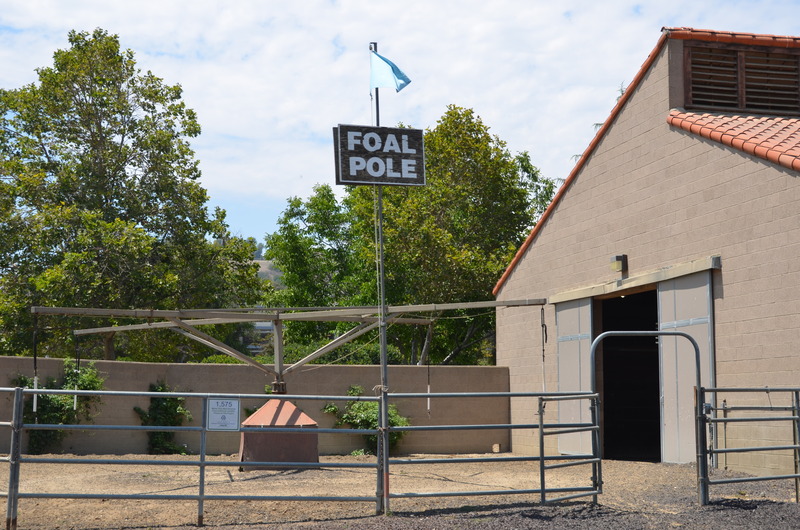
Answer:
[{"xmin": 238, "ymin": 399, "xmax": 318, "ymax": 470}]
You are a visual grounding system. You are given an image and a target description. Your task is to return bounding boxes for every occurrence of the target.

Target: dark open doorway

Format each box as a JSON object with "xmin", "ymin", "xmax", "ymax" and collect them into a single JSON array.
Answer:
[{"xmin": 599, "ymin": 290, "xmax": 660, "ymax": 462}]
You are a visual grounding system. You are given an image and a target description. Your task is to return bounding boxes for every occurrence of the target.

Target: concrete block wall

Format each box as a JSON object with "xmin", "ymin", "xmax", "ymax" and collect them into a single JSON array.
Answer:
[
  {"xmin": 496, "ymin": 37, "xmax": 800, "ymax": 476},
  {"xmin": 0, "ymin": 357, "xmax": 510, "ymax": 456}
]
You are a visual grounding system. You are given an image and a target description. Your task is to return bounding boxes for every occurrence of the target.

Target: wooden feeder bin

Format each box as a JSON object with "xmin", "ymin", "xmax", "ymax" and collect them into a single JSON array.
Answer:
[{"xmin": 238, "ymin": 399, "xmax": 318, "ymax": 470}]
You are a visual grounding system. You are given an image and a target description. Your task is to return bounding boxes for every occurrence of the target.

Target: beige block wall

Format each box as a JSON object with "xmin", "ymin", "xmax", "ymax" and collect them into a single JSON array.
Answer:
[
  {"xmin": 496, "ymin": 39, "xmax": 800, "ymax": 476},
  {"xmin": 0, "ymin": 357, "xmax": 510, "ymax": 456}
]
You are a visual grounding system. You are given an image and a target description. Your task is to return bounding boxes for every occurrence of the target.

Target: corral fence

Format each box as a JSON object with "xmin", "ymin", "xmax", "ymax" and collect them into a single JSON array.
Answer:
[
  {"xmin": 2, "ymin": 386, "xmax": 600, "ymax": 529},
  {"xmin": 388, "ymin": 391, "xmax": 601, "ymax": 505},
  {"xmin": 591, "ymin": 331, "xmax": 800, "ymax": 506},
  {"xmin": 699, "ymin": 386, "xmax": 800, "ymax": 503}
]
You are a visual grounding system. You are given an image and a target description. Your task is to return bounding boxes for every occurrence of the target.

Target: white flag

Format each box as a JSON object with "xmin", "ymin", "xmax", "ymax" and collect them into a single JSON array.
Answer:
[{"xmin": 370, "ymin": 51, "xmax": 411, "ymax": 92}]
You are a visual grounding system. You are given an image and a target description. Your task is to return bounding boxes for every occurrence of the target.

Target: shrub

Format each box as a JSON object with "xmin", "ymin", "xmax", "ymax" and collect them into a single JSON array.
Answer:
[
  {"xmin": 10, "ymin": 359, "xmax": 105, "ymax": 454},
  {"xmin": 134, "ymin": 381, "xmax": 193, "ymax": 454},
  {"xmin": 323, "ymin": 385, "xmax": 410, "ymax": 454}
]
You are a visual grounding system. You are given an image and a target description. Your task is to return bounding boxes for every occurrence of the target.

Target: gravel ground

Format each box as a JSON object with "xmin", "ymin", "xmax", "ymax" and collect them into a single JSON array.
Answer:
[{"xmin": 3, "ymin": 454, "xmax": 800, "ymax": 529}]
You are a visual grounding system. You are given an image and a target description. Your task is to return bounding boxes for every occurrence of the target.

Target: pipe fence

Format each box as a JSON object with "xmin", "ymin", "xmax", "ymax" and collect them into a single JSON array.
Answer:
[
  {"xmin": 386, "ymin": 391, "xmax": 601, "ymax": 508},
  {"xmin": 2, "ymin": 387, "xmax": 600, "ymax": 529},
  {"xmin": 2, "ymin": 387, "xmax": 381, "ymax": 529},
  {"xmin": 699, "ymin": 386, "xmax": 800, "ymax": 503}
]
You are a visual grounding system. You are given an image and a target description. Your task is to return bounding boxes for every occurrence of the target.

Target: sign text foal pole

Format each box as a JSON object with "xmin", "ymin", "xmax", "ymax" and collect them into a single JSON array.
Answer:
[{"xmin": 332, "ymin": 42, "xmax": 422, "ymax": 514}]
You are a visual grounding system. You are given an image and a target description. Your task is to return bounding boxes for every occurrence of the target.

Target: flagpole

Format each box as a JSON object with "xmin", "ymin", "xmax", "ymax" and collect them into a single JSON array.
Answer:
[
  {"xmin": 372, "ymin": 43, "xmax": 381, "ymax": 127},
  {"xmin": 370, "ymin": 41, "xmax": 390, "ymax": 516}
]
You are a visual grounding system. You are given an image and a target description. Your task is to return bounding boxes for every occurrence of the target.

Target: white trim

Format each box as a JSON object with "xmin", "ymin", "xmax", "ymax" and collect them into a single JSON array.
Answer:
[{"xmin": 549, "ymin": 255, "xmax": 721, "ymax": 304}]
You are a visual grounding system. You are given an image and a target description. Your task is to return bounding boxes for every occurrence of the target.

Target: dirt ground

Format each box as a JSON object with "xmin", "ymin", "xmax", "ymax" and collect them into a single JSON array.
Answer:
[{"xmin": 3, "ymin": 453, "xmax": 800, "ymax": 529}]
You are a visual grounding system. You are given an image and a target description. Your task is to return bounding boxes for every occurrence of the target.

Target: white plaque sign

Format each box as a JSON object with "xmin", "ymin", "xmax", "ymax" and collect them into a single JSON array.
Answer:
[{"xmin": 207, "ymin": 398, "xmax": 240, "ymax": 431}]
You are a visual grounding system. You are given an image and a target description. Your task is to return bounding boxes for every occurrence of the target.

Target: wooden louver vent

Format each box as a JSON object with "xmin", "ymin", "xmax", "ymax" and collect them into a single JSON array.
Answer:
[
  {"xmin": 689, "ymin": 48, "xmax": 739, "ymax": 109},
  {"xmin": 744, "ymin": 51, "xmax": 800, "ymax": 113},
  {"xmin": 688, "ymin": 45, "xmax": 800, "ymax": 114}
]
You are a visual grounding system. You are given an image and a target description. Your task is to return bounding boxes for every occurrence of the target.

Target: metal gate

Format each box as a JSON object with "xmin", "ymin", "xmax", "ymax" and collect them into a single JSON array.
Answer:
[
  {"xmin": 589, "ymin": 330, "xmax": 710, "ymax": 503},
  {"xmin": 698, "ymin": 386, "xmax": 800, "ymax": 503},
  {"xmin": 386, "ymin": 390, "xmax": 601, "ymax": 506}
]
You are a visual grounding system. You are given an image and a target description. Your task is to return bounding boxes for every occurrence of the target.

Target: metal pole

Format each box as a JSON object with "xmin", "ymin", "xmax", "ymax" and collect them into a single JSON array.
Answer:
[
  {"xmin": 538, "ymin": 397, "xmax": 546, "ymax": 504},
  {"xmin": 6, "ymin": 387, "xmax": 24, "ymax": 530},
  {"xmin": 793, "ymin": 391, "xmax": 800, "ymax": 502},
  {"xmin": 696, "ymin": 386, "xmax": 710, "ymax": 505},
  {"xmin": 370, "ymin": 40, "xmax": 390, "ymax": 515},
  {"xmin": 590, "ymin": 395, "xmax": 601, "ymax": 502},
  {"xmin": 722, "ymin": 399, "xmax": 728, "ymax": 470},
  {"xmin": 377, "ymin": 185, "xmax": 390, "ymax": 515},
  {"xmin": 371, "ymin": 42, "xmax": 381, "ymax": 128},
  {"xmin": 197, "ymin": 397, "xmax": 208, "ymax": 526},
  {"xmin": 272, "ymin": 319, "xmax": 286, "ymax": 393}
]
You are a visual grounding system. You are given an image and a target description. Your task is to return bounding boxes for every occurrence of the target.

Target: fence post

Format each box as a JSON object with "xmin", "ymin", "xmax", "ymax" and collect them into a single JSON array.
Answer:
[
  {"xmin": 5, "ymin": 387, "xmax": 24, "ymax": 530},
  {"xmin": 793, "ymin": 391, "xmax": 800, "ymax": 503},
  {"xmin": 538, "ymin": 397, "xmax": 546, "ymax": 504},
  {"xmin": 376, "ymin": 393, "xmax": 388, "ymax": 515},
  {"xmin": 696, "ymin": 386, "xmax": 709, "ymax": 505},
  {"xmin": 198, "ymin": 397, "xmax": 208, "ymax": 526},
  {"xmin": 590, "ymin": 395, "xmax": 601, "ymax": 502}
]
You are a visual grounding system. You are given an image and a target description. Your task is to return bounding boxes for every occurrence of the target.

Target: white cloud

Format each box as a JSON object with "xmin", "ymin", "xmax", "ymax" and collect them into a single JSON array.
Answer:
[{"xmin": 2, "ymin": 0, "xmax": 800, "ymax": 237}]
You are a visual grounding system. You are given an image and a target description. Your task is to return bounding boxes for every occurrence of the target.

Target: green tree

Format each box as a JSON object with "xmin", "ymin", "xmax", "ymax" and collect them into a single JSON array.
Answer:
[
  {"xmin": 266, "ymin": 106, "xmax": 557, "ymax": 364},
  {"xmin": 264, "ymin": 184, "xmax": 374, "ymax": 345},
  {"xmin": 0, "ymin": 29, "xmax": 268, "ymax": 361}
]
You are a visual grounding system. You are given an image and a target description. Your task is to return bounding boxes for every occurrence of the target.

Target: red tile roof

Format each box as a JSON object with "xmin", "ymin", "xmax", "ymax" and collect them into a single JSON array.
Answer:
[
  {"xmin": 667, "ymin": 110, "xmax": 800, "ymax": 171},
  {"xmin": 493, "ymin": 27, "xmax": 800, "ymax": 296}
]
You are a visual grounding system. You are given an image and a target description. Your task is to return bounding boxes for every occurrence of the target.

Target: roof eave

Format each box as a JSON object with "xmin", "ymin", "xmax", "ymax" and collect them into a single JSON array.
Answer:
[
  {"xmin": 493, "ymin": 30, "xmax": 671, "ymax": 296},
  {"xmin": 663, "ymin": 27, "xmax": 800, "ymax": 48}
]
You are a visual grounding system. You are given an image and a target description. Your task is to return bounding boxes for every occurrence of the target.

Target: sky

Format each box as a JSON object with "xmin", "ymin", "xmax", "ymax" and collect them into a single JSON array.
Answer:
[{"xmin": 2, "ymin": 1, "xmax": 800, "ymax": 241}]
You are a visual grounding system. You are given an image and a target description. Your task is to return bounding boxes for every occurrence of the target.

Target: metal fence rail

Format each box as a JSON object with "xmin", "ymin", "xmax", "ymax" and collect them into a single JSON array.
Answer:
[
  {"xmin": 538, "ymin": 393, "xmax": 601, "ymax": 504},
  {"xmin": 2, "ymin": 386, "xmax": 602, "ymax": 528},
  {"xmin": 699, "ymin": 386, "xmax": 800, "ymax": 503},
  {"xmin": 2, "ymin": 387, "xmax": 383, "ymax": 529},
  {"xmin": 386, "ymin": 391, "xmax": 601, "ymax": 507}
]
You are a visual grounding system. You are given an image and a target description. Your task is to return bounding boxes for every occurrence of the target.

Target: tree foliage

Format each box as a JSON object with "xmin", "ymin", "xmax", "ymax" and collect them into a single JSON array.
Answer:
[
  {"xmin": 0, "ymin": 29, "xmax": 268, "ymax": 360},
  {"xmin": 266, "ymin": 105, "xmax": 557, "ymax": 364}
]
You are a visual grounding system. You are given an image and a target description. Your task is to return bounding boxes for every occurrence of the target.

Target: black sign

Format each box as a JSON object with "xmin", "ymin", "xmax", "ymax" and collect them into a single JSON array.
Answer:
[{"xmin": 333, "ymin": 124, "xmax": 425, "ymax": 186}]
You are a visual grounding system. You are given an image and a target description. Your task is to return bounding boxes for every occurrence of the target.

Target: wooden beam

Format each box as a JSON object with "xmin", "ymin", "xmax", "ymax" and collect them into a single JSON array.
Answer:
[
  {"xmin": 34, "ymin": 299, "xmax": 543, "ymax": 323},
  {"xmin": 31, "ymin": 306, "xmax": 275, "ymax": 321},
  {"xmin": 73, "ymin": 315, "xmax": 431, "ymax": 336}
]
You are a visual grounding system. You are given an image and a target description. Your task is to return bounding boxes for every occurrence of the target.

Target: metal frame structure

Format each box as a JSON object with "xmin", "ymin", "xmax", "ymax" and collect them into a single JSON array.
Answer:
[
  {"xmin": 19, "ymin": 300, "xmax": 548, "ymax": 520},
  {"xmin": 31, "ymin": 300, "xmax": 544, "ymax": 391},
  {"xmin": 13, "ymin": 306, "xmax": 798, "ymax": 524},
  {"xmin": 5, "ymin": 325, "xmax": 798, "ymax": 528}
]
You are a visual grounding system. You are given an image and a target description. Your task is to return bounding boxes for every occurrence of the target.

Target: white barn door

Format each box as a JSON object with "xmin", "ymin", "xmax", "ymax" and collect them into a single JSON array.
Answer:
[
  {"xmin": 556, "ymin": 298, "xmax": 593, "ymax": 454},
  {"xmin": 658, "ymin": 271, "xmax": 715, "ymax": 463}
]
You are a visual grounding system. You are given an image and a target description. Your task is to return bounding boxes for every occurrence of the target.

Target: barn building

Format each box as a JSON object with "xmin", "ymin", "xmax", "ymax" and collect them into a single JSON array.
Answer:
[{"xmin": 494, "ymin": 27, "xmax": 800, "ymax": 476}]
